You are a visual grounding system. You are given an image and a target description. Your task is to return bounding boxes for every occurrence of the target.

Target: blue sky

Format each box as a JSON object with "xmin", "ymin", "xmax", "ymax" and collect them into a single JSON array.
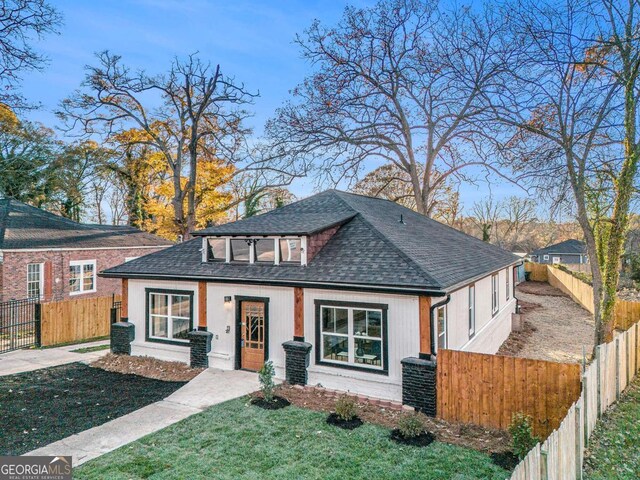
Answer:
[{"xmin": 20, "ymin": 0, "xmax": 519, "ymax": 210}]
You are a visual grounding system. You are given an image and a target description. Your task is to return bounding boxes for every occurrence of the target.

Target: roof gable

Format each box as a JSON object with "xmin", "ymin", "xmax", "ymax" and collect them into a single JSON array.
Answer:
[{"xmin": 531, "ymin": 239, "xmax": 586, "ymax": 256}]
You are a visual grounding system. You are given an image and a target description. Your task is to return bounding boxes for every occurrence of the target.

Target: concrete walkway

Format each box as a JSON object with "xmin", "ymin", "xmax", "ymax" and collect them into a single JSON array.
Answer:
[
  {"xmin": 25, "ymin": 369, "xmax": 260, "ymax": 466},
  {"xmin": 0, "ymin": 341, "xmax": 110, "ymax": 376}
]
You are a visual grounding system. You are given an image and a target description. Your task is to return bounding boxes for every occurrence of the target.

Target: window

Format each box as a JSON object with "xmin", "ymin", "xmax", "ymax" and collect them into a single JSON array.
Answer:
[
  {"xmin": 146, "ymin": 290, "xmax": 193, "ymax": 344},
  {"xmin": 468, "ymin": 285, "xmax": 475, "ymax": 337},
  {"xmin": 69, "ymin": 260, "xmax": 96, "ymax": 294},
  {"xmin": 552, "ymin": 257, "xmax": 561, "ymax": 264},
  {"xmin": 254, "ymin": 239, "xmax": 275, "ymax": 263},
  {"xmin": 230, "ymin": 239, "xmax": 251, "ymax": 262},
  {"xmin": 280, "ymin": 238, "xmax": 301, "ymax": 263},
  {"xmin": 27, "ymin": 263, "xmax": 43, "ymax": 299},
  {"xmin": 124, "ymin": 257, "xmax": 139, "ymax": 263},
  {"xmin": 207, "ymin": 238, "xmax": 226, "ymax": 261},
  {"xmin": 437, "ymin": 306, "xmax": 447, "ymax": 350},
  {"xmin": 491, "ymin": 274, "xmax": 499, "ymax": 315},
  {"xmin": 506, "ymin": 268, "xmax": 510, "ymax": 300},
  {"xmin": 543, "ymin": 254, "xmax": 549, "ymax": 261},
  {"xmin": 316, "ymin": 301, "xmax": 387, "ymax": 373}
]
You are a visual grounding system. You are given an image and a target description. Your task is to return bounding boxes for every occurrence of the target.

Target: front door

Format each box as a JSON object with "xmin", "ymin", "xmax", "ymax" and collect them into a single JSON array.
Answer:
[{"xmin": 240, "ymin": 301, "xmax": 266, "ymax": 371}]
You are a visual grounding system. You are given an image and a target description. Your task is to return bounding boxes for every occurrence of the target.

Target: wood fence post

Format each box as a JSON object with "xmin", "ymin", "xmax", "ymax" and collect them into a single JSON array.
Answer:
[
  {"xmin": 596, "ymin": 346, "xmax": 602, "ymax": 418},
  {"xmin": 615, "ymin": 338, "xmax": 620, "ymax": 401},
  {"xmin": 636, "ymin": 323, "xmax": 639, "ymax": 375},
  {"xmin": 540, "ymin": 447, "xmax": 549, "ymax": 480},
  {"xmin": 582, "ymin": 374, "xmax": 589, "ymax": 446},
  {"xmin": 575, "ymin": 403, "xmax": 583, "ymax": 480}
]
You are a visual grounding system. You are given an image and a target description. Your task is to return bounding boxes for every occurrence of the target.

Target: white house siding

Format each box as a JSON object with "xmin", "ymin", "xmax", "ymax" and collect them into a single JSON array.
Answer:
[
  {"xmin": 441, "ymin": 266, "xmax": 516, "ymax": 355},
  {"xmin": 304, "ymin": 289, "xmax": 420, "ymax": 402},
  {"xmin": 128, "ymin": 278, "xmax": 199, "ymax": 363}
]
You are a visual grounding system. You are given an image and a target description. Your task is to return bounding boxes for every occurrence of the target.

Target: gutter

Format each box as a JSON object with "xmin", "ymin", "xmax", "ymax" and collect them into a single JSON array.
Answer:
[{"xmin": 428, "ymin": 294, "xmax": 451, "ymax": 359}]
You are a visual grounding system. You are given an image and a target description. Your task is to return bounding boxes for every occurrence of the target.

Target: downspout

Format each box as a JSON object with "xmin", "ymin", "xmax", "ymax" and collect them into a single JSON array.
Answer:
[{"xmin": 429, "ymin": 294, "xmax": 451, "ymax": 358}]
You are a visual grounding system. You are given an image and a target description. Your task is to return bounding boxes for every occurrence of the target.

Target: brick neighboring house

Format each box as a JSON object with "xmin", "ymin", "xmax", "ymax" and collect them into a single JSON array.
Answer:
[{"xmin": 0, "ymin": 199, "xmax": 172, "ymax": 302}]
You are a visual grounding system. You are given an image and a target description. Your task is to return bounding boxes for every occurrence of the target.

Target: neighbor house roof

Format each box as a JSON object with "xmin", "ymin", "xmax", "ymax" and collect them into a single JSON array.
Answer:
[
  {"xmin": 531, "ymin": 239, "xmax": 586, "ymax": 257},
  {"xmin": 0, "ymin": 199, "xmax": 173, "ymax": 250},
  {"xmin": 102, "ymin": 190, "xmax": 520, "ymax": 294}
]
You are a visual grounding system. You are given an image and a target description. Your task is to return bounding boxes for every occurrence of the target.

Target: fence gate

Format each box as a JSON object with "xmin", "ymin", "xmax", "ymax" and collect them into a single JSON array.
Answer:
[
  {"xmin": 0, "ymin": 298, "xmax": 41, "ymax": 354},
  {"xmin": 110, "ymin": 294, "xmax": 122, "ymax": 324}
]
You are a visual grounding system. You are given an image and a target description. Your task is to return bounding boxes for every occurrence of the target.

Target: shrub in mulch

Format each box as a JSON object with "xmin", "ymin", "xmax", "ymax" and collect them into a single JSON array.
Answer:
[
  {"xmin": 326, "ymin": 412, "xmax": 364, "ymax": 430},
  {"xmin": 251, "ymin": 396, "xmax": 291, "ymax": 410},
  {"xmin": 490, "ymin": 451, "xmax": 520, "ymax": 471},
  {"xmin": 389, "ymin": 429, "xmax": 435, "ymax": 447}
]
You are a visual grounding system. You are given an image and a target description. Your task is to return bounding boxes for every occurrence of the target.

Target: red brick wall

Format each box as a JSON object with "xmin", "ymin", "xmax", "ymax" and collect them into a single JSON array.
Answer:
[
  {"xmin": 307, "ymin": 225, "xmax": 341, "ymax": 262},
  {"xmin": 0, "ymin": 247, "xmax": 167, "ymax": 302}
]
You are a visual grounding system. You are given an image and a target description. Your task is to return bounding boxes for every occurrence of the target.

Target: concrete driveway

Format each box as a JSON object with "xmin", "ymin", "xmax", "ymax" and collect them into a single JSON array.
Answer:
[{"xmin": 0, "ymin": 341, "xmax": 109, "ymax": 376}]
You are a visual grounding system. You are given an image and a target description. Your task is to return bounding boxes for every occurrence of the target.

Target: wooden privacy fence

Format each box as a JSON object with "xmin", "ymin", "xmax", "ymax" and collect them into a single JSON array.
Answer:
[
  {"xmin": 437, "ymin": 350, "xmax": 582, "ymax": 438},
  {"xmin": 510, "ymin": 323, "xmax": 640, "ymax": 480},
  {"xmin": 524, "ymin": 263, "xmax": 549, "ymax": 282},
  {"xmin": 40, "ymin": 295, "xmax": 119, "ymax": 346}
]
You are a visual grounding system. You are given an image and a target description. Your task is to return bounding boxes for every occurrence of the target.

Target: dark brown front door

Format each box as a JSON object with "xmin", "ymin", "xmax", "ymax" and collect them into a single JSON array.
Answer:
[{"xmin": 240, "ymin": 301, "xmax": 266, "ymax": 371}]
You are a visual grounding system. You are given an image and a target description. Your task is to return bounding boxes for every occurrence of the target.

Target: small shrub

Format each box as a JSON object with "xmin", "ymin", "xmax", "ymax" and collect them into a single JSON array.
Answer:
[
  {"xmin": 397, "ymin": 412, "xmax": 425, "ymax": 438},
  {"xmin": 258, "ymin": 361, "xmax": 276, "ymax": 402},
  {"xmin": 335, "ymin": 395, "xmax": 357, "ymax": 421},
  {"xmin": 508, "ymin": 413, "xmax": 539, "ymax": 459}
]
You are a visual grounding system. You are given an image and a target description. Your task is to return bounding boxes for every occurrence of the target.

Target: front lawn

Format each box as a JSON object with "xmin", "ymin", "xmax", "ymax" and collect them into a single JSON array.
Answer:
[
  {"xmin": 76, "ymin": 397, "xmax": 509, "ymax": 480},
  {"xmin": 583, "ymin": 377, "xmax": 640, "ymax": 479},
  {"xmin": 0, "ymin": 363, "xmax": 186, "ymax": 455}
]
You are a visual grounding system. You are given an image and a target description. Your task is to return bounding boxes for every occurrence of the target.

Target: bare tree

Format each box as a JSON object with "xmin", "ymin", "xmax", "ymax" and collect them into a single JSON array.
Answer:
[
  {"xmin": 0, "ymin": 0, "xmax": 61, "ymax": 108},
  {"xmin": 470, "ymin": 196, "xmax": 500, "ymax": 243},
  {"xmin": 268, "ymin": 0, "xmax": 513, "ymax": 216},
  {"xmin": 494, "ymin": 0, "xmax": 640, "ymax": 344},
  {"xmin": 59, "ymin": 52, "xmax": 259, "ymax": 238}
]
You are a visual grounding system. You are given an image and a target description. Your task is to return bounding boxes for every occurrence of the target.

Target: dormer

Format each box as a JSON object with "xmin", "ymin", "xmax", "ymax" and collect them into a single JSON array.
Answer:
[{"xmin": 202, "ymin": 236, "xmax": 308, "ymax": 265}]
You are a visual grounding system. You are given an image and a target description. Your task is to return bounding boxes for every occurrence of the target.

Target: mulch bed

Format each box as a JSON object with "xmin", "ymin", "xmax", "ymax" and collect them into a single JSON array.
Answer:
[
  {"xmin": 276, "ymin": 385, "xmax": 511, "ymax": 454},
  {"xmin": 250, "ymin": 395, "xmax": 291, "ymax": 410},
  {"xmin": 91, "ymin": 354, "xmax": 203, "ymax": 382},
  {"xmin": 326, "ymin": 412, "xmax": 363, "ymax": 430},
  {"xmin": 0, "ymin": 363, "xmax": 186, "ymax": 455},
  {"xmin": 496, "ymin": 319, "xmax": 538, "ymax": 357},
  {"xmin": 390, "ymin": 429, "xmax": 435, "ymax": 447}
]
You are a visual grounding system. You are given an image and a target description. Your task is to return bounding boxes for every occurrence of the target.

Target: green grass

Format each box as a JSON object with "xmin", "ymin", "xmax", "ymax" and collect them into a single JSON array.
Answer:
[
  {"xmin": 70, "ymin": 344, "xmax": 110, "ymax": 353},
  {"xmin": 76, "ymin": 397, "xmax": 508, "ymax": 480},
  {"xmin": 584, "ymin": 377, "xmax": 640, "ymax": 479}
]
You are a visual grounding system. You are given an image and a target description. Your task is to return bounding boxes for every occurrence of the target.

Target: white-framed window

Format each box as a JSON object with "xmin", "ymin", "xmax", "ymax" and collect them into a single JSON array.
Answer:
[
  {"xmin": 69, "ymin": 260, "xmax": 96, "ymax": 295},
  {"xmin": 552, "ymin": 257, "xmax": 561, "ymax": 264},
  {"xmin": 27, "ymin": 263, "xmax": 44, "ymax": 299},
  {"xmin": 491, "ymin": 273, "xmax": 499, "ymax": 315},
  {"xmin": 147, "ymin": 290, "xmax": 193, "ymax": 343},
  {"xmin": 206, "ymin": 236, "xmax": 304, "ymax": 265},
  {"xmin": 468, "ymin": 285, "xmax": 475, "ymax": 337},
  {"xmin": 124, "ymin": 256, "xmax": 139, "ymax": 263},
  {"xmin": 543, "ymin": 254, "xmax": 549, "ymax": 261},
  {"xmin": 506, "ymin": 268, "xmax": 510, "ymax": 300},
  {"xmin": 279, "ymin": 238, "xmax": 302, "ymax": 263},
  {"xmin": 437, "ymin": 305, "xmax": 447, "ymax": 350},
  {"xmin": 317, "ymin": 302, "xmax": 386, "ymax": 372}
]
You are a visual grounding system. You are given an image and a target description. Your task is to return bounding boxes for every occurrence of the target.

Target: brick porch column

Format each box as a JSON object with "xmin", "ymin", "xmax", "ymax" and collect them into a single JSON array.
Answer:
[
  {"xmin": 111, "ymin": 322, "xmax": 134, "ymax": 355},
  {"xmin": 283, "ymin": 340, "xmax": 312, "ymax": 385},
  {"xmin": 401, "ymin": 356, "xmax": 437, "ymax": 416}
]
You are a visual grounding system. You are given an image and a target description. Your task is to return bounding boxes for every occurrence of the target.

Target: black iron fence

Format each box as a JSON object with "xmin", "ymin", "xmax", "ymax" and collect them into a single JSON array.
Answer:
[
  {"xmin": 0, "ymin": 298, "xmax": 41, "ymax": 354},
  {"xmin": 110, "ymin": 294, "xmax": 122, "ymax": 323}
]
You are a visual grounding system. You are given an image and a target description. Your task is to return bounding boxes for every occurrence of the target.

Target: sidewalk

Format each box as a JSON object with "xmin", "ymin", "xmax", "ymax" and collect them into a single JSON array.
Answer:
[
  {"xmin": 0, "ymin": 341, "xmax": 109, "ymax": 376},
  {"xmin": 25, "ymin": 368, "xmax": 260, "ymax": 466}
]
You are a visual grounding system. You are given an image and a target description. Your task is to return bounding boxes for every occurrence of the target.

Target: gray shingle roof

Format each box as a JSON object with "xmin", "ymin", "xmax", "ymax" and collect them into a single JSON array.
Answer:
[
  {"xmin": 103, "ymin": 190, "xmax": 519, "ymax": 293},
  {"xmin": 0, "ymin": 199, "xmax": 173, "ymax": 250},
  {"xmin": 531, "ymin": 239, "xmax": 586, "ymax": 256}
]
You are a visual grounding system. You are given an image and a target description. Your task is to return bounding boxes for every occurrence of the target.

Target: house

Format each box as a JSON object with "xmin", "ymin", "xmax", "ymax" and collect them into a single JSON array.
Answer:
[
  {"xmin": 102, "ymin": 190, "xmax": 520, "ymax": 405},
  {"xmin": 529, "ymin": 239, "xmax": 588, "ymax": 265},
  {"xmin": 0, "ymin": 199, "xmax": 172, "ymax": 302}
]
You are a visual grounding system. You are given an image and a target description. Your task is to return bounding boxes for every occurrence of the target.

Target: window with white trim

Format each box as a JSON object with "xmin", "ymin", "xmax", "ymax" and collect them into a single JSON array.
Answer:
[
  {"xmin": 279, "ymin": 238, "xmax": 301, "ymax": 263},
  {"xmin": 317, "ymin": 303, "xmax": 385, "ymax": 372},
  {"xmin": 552, "ymin": 257, "xmax": 561, "ymax": 264},
  {"xmin": 543, "ymin": 254, "xmax": 549, "ymax": 261},
  {"xmin": 69, "ymin": 260, "xmax": 96, "ymax": 294},
  {"xmin": 437, "ymin": 305, "xmax": 447, "ymax": 349},
  {"xmin": 491, "ymin": 273, "xmax": 499, "ymax": 315},
  {"xmin": 27, "ymin": 263, "xmax": 43, "ymax": 299},
  {"xmin": 506, "ymin": 268, "xmax": 510, "ymax": 300},
  {"xmin": 206, "ymin": 236, "xmax": 304, "ymax": 264},
  {"xmin": 147, "ymin": 291, "xmax": 193, "ymax": 343},
  {"xmin": 468, "ymin": 285, "xmax": 475, "ymax": 337}
]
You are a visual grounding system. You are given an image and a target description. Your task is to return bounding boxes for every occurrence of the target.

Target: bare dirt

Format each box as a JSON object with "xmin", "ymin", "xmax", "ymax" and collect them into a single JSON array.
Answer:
[
  {"xmin": 91, "ymin": 353, "xmax": 203, "ymax": 382},
  {"xmin": 499, "ymin": 282, "xmax": 595, "ymax": 363},
  {"xmin": 275, "ymin": 384, "xmax": 512, "ymax": 454}
]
